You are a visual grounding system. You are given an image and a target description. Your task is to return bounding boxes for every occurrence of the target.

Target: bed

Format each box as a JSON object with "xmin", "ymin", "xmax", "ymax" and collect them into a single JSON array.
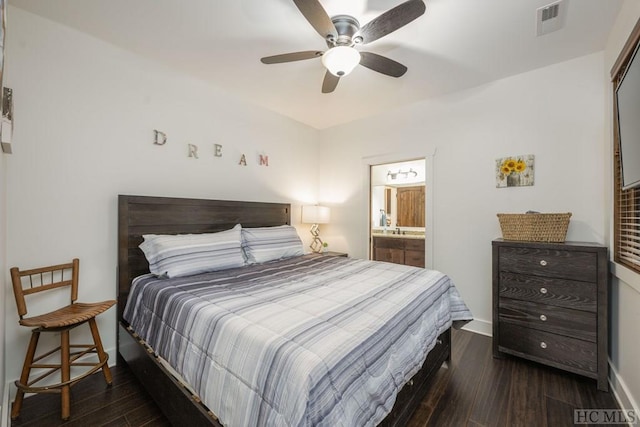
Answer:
[{"xmin": 117, "ymin": 195, "xmax": 472, "ymax": 426}]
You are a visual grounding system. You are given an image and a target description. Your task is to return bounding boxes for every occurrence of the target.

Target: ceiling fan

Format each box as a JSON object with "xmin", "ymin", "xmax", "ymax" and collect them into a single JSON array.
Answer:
[{"xmin": 260, "ymin": 0, "xmax": 426, "ymax": 93}]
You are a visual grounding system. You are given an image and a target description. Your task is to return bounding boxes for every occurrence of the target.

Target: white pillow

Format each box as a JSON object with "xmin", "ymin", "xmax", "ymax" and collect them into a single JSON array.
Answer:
[
  {"xmin": 241, "ymin": 225, "xmax": 304, "ymax": 264},
  {"xmin": 140, "ymin": 224, "xmax": 245, "ymax": 278}
]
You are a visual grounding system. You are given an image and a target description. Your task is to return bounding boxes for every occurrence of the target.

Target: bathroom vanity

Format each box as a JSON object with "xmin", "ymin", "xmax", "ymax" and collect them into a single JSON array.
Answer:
[{"xmin": 372, "ymin": 232, "xmax": 425, "ymax": 268}]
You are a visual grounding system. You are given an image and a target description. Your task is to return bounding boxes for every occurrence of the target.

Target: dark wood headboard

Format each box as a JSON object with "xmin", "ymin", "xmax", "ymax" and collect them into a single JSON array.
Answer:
[{"xmin": 117, "ymin": 195, "xmax": 291, "ymax": 320}]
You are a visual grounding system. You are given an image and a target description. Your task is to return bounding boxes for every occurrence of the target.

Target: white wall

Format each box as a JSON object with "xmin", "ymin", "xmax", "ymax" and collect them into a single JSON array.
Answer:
[
  {"xmin": 319, "ymin": 52, "xmax": 607, "ymax": 337},
  {"xmin": 603, "ymin": 0, "xmax": 640, "ymax": 414},
  {"xmin": 3, "ymin": 7, "xmax": 320, "ymax": 389}
]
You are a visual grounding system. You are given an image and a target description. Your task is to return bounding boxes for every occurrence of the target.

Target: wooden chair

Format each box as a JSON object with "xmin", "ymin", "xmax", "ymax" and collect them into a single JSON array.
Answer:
[{"xmin": 10, "ymin": 258, "xmax": 116, "ymax": 420}]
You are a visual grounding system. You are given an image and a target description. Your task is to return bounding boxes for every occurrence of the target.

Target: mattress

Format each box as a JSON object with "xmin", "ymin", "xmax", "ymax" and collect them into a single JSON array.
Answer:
[{"xmin": 123, "ymin": 254, "xmax": 472, "ymax": 426}]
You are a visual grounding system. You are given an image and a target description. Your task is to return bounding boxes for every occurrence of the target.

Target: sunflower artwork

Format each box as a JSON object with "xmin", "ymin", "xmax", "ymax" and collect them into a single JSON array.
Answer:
[{"xmin": 496, "ymin": 154, "xmax": 534, "ymax": 188}]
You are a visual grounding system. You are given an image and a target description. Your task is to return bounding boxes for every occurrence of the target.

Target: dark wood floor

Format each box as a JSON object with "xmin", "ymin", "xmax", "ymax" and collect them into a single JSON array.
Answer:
[{"xmin": 11, "ymin": 329, "xmax": 619, "ymax": 427}]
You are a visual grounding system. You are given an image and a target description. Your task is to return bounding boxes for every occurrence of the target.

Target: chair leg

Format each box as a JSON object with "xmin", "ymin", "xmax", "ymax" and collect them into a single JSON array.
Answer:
[
  {"xmin": 11, "ymin": 331, "xmax": 40, "ymax": 420},
  {"xmin": 89, "ymin": 318, "xmax": 112, "ymax": 385},
  {"xmin": 60, "ymin": 329, "xmax": 71, "ymax": 420}
]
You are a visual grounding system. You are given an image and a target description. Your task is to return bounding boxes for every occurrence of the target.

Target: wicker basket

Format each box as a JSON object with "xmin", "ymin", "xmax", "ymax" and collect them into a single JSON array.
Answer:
[{"xmin": 497, "ymin": 212, "xmax": 571, "ymax": 242}]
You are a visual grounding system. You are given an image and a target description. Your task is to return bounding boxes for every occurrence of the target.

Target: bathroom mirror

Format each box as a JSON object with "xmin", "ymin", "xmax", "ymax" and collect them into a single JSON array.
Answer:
[{"xmin": 371, "ymin": 159, "xmax": 426, "ymax": 230}]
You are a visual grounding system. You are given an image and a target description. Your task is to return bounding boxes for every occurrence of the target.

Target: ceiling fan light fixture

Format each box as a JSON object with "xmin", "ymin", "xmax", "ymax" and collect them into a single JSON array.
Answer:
[{"xmin": 322, "ymin": 46, "xmax": 361, "ymax": 77}]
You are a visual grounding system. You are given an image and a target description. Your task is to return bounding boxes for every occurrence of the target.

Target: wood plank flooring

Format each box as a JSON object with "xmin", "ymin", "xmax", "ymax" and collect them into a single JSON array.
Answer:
[{"xmin": 10, "ymin": 329, "xmax": 619, "ymax": 427}]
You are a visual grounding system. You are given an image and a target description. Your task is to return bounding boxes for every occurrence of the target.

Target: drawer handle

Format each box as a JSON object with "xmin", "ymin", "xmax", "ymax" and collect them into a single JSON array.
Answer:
[
  {"xmin": 539, "ymin": 314, "xmax": 547, "ymax": 322},
  {"xmin": 407, "ymin": 379, "xmax": 414, "ymax": 386},
  {"xmin": 540, "ymin": 260, "xmax": 547, "ymax": 266},
  {"xmin": 540, "ymin": 287, "xmax": 548, "ymax": 294},
  {"xmin": 540, "ymin": 342, "xmax": 547, "ymax": 349},
  {"xmin": 436, "ymin": 339, "xmax": 442, "ymax": 345}
]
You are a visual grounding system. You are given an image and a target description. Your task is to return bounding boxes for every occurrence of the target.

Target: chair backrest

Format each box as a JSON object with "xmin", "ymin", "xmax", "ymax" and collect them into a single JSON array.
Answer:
[{"xmin": 10, "ymin": 258, "xmax": 79, "ymax": 320}]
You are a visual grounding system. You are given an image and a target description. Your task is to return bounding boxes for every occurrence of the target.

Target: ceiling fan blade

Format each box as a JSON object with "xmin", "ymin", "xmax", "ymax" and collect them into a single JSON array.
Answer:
[
  {"xmin": 292, "ymin": 0, "xmax": 338, "ymax": 41},
  {"xmin": 356, "ymin": 0, "xmax": 426, "ymax": 45},
  {"xmin": 359, "ymin": 52, "xmax": 407, "ymax": 77},
  {"xmin": 322, "ymin": 71, "xmax": 340, "ymax": 93},
  {"xmin": 261, "ymin": 51, "xmax": 323, "ymax": 64}
]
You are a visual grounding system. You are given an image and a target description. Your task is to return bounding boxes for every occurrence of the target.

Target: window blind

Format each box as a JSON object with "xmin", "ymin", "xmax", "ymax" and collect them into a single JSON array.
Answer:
[
  {"xmin": 613, "ymin": 81, "xmax": 640, "ymax": 270},
  {"xmin": 612, "ymin": 19, "xmax": 640, "ymax": 273}
]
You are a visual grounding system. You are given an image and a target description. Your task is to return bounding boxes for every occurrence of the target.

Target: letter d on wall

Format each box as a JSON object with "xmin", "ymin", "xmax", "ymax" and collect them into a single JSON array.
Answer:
[{"xmin": 153, "ymin": 129, "xmax": 167, "ymax": 145}]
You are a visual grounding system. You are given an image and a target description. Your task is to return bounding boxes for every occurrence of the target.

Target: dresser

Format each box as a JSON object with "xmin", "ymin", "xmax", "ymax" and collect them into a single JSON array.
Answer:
[{"xmin": 492, "ymin": 239, "xmax": 609, "ymax": 391}]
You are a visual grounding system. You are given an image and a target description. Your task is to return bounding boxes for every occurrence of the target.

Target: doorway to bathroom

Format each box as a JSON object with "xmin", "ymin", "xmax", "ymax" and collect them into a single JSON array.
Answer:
[{"xmin": 370, "ymin": 159, "xmax": 427, "ymax": 267}]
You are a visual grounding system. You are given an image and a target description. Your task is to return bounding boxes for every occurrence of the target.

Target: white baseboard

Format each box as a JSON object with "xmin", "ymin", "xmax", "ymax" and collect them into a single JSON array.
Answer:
[
  {"xmin": 608, "ymin": 358, "xmax": 639, "ymax": 416},
  {"xmin": 460, "ymin": 318, "xmax": 492, "ymax": 337},
  {"xmin": 2, "ymin": 380, "xmax": 10, "ymax": 427}
]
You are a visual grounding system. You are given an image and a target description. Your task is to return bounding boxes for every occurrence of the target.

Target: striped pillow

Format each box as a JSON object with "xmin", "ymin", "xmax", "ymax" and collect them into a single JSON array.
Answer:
[
  {"xmin": 241, "ymin": 225, "xmax": 304, "ymax": 264},
  {"xmin": 140, "ymin": 224, "xmax": 245, "ymax": 278}
]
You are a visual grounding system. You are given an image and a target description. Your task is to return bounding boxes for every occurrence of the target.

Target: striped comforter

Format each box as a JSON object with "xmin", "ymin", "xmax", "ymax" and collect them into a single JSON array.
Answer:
[{"xmin": 123, "ymin": 254, "xmax": 472, "ymax": 427}]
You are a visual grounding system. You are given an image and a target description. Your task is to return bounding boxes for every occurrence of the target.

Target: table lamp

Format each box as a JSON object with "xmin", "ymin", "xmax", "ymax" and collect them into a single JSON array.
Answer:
[{"xmin": 302, "ymin": 205, "xmax": 330, "ymax": 253}]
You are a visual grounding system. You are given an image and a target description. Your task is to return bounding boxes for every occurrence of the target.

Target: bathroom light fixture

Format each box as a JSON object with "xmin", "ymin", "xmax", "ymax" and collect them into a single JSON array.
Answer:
[
  {"xmin": 322, "ymin": 46, "xmax": 361, "ymax": 77},
  {"xmin": 302, "ymin": 205, "xmax": 331, "ymax": 253},
  {"xmin": 387, "ymin": 168, "xmax": 418, "ymax": 180}
]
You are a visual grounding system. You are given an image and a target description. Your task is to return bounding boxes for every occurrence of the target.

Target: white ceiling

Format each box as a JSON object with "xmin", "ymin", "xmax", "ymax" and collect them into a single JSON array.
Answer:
[{"xmin": 9, "ymin": 0, "xmax": 623, "ymax": 129}]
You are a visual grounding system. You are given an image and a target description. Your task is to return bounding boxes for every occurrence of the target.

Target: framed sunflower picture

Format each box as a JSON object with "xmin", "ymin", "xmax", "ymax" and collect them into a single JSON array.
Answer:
[{"xmin": 496, "ymin": 154, "xmax": 534, "ymax": 188}]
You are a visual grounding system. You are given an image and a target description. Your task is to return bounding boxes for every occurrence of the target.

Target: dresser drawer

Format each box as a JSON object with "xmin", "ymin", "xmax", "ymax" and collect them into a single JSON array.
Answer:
[
  {"xmin": 374, "ymin": 247, "xmax": 404, "ymax": 264},
  {"xmin": 373, "ymin": 237, "xmax": 405, "ymax": 250},
  {"xmin": 499, "ymin": 298, "xmax": 596, "ymax": 342},
  {"xmin": 405, "ymin": 250, "xmax": 425, "ymax": 268},
  {"xmin": 498, "ymin": 272, "xmax": 597, "ymax": 312},
  {"xmin": 498, "ymin": 247, "xmax": 597, "ymax": 282},
  {"xmin": 498, "ymin": 323, "xmax": 597, "ymax": 374},
  {"xmin": 404, "ymin": 239, "xmax": 425, "ymax": 251}
]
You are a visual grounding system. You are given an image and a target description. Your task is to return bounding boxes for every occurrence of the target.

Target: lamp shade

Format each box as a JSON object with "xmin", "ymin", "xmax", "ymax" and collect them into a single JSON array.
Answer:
[
  {"xmin": 302, "ymin": 205, "xmax": 331, "ymax": 224},
  {"xmin": 321, "ymin": 46, "xmax": 361, "ymax": 77}
]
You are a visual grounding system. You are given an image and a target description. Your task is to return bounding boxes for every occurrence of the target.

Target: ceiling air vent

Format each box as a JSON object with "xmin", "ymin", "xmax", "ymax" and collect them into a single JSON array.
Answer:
[{"xmin": 536, "ymin": 0, "xmax": 567, "ymax": 36}]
